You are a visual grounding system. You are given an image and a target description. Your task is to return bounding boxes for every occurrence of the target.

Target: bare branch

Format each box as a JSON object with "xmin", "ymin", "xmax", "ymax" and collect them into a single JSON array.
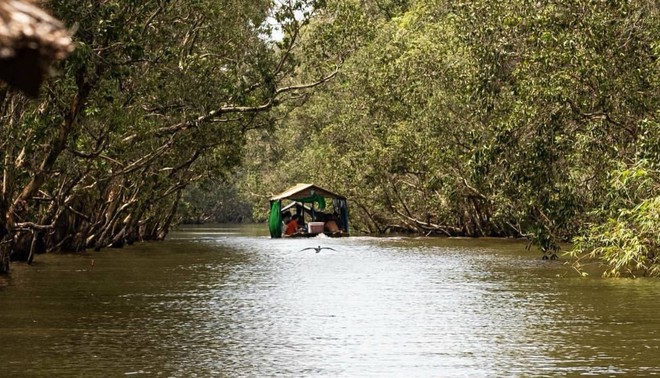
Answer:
[{"xmin": 13, "ymin": 222, "xmax": 53, "ymax": 231}]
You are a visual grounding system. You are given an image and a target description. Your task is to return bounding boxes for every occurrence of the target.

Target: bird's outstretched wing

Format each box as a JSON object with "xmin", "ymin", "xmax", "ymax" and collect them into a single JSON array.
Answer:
[{"xmin": 299, "ymin": 247, "xmax": 316, "ymax": 252}]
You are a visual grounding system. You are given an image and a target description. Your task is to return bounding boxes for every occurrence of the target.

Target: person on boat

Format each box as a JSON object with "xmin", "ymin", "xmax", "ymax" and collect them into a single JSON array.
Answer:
[
  {"xmin": 281, "ymin": 211, "xmax": 292, "ymax": 237},
  {"xmin": 284, "ymin": 213, "xmax": 299, "ymax": 236},
  {"xmin": 294, "ymin": 211, "xmax": 305, "ymax": 232},
  {"xmin": 324, "ymin": 212, "xmax": 341, "ymax": 234}
]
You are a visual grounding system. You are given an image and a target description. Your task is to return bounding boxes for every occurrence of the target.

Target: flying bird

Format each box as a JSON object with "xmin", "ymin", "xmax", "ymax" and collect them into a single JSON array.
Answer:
[{"xmin": 300, "ymin": 245, "xmax": 336, "ymax": 253}]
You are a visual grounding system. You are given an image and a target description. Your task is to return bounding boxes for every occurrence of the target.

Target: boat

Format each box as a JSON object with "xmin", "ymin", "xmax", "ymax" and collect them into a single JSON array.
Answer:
[{"xmin": 268, "ymin": 183, "xmax": 349, "ymax": 238}]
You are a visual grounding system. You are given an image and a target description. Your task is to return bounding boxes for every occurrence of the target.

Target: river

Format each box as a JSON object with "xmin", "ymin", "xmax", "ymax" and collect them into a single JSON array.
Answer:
[{"xmin": 0, "ymin": 224, "xmax": 658, "ymax": 376}]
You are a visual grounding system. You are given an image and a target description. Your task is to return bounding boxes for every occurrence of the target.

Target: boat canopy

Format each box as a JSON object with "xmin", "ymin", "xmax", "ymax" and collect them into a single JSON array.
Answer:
[
  {"xmin": 268, "ymin": 183, "xmax": 349, "ymax": 238},
  {"xmin": 271, "ymin": 183, "xmax": 345, "ymax": 202}
]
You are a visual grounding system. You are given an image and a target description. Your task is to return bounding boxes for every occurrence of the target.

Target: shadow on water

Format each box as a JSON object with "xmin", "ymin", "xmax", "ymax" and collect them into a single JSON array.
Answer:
[{"xmin": 0, "ymin": 224, "xmax": 659, "ymax": 376}]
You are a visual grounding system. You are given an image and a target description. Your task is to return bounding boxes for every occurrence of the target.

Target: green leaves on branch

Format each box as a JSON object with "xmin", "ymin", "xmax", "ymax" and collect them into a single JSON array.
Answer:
[
  {"xmin": 571, "ymin": 160, "xmax": 660, "ymax": 277},
  {"xmin": 0, "ymin": 0, "xmax": 339, "ymax": 264},
  {"xmin": 239, "ymin": 0, "xmax": 659, "ymax": 271}
]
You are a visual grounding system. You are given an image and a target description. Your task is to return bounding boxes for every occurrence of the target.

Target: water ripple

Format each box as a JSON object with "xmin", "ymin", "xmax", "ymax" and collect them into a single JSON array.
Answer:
[{"xmin": 1, "ymin": 226, "xmax": 660, "ymax": 376}]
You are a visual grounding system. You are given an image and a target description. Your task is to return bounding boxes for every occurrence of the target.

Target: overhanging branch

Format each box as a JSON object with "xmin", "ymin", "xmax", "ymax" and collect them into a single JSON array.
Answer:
[{"xmin": 155, "ymin": 66, "xmax": 340, "ymax": 137}]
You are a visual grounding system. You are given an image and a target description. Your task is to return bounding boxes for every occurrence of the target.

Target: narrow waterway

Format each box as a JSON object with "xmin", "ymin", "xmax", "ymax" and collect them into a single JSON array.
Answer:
[{"xmin": 0, "ymin": 224, "xmax": 659, "ymax": 376}]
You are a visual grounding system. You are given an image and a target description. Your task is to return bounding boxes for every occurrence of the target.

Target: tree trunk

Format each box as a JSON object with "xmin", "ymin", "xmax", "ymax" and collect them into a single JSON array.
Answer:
[{"xmin": 157, "ymin": 190, "xmax": 182, "ymax": 240}]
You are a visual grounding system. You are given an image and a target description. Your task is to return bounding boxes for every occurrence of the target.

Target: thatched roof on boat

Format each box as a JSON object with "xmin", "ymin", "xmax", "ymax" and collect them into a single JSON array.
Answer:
[
  {"xmin": 0, "ymin": 0, "xmax": 73, "ymax": 96},
  {"xmin": 270, "ymin": 183, "xmax": 346, "ymax": 201}
]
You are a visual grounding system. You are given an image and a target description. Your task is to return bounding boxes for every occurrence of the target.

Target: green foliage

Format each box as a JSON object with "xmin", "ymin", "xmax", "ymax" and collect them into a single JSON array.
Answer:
[
  {"xmin": 0, "ymin": 0, "xmax": 337, "ymax": 264},
  {"xmin": 2, "ymin": 0, "xmax": 656, "ymax": 276},
  {"xmin": 571, "ymin": 160, "xmax": 660, "ymax": 277},
  {"xmin": 238, "ymin": 0, "xmax": 660, "ymax": 267},
  {"xmin": 179, "ymin": 178, "xmax": 253, "ymax": 224}
]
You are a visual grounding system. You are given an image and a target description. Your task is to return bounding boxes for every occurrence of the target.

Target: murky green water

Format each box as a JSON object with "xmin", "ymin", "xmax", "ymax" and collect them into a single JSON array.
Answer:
[{"xmin": 0, "ymin": 224, "xmax": 659, "ymax": 376}]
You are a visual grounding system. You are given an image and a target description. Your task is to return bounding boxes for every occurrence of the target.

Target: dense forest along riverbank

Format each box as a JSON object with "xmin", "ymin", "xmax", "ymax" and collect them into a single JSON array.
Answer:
[{"xmin": 0, "ymin": 224, "xmax": 659, "ymax": 376}]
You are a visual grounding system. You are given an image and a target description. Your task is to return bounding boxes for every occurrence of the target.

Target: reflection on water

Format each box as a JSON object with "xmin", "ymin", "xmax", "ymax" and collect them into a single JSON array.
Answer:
[{"xmin": 0, "ymin": 224, "xmax": 659, "ymax": 376}]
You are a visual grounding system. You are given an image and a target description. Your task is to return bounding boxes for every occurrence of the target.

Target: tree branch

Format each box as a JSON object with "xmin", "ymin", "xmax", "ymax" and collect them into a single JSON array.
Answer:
[{"xmin": 155, "ymin": 66, "xmax": 340, "ymax": 137}]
